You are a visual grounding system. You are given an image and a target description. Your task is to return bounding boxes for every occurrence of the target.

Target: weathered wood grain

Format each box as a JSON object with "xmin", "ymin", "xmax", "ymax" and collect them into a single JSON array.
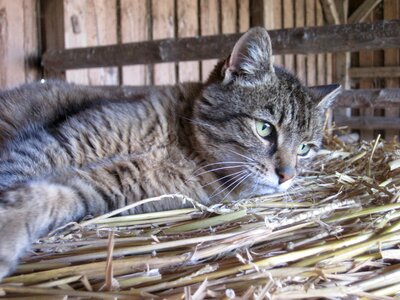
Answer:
[
  {"xmin": 63, "ymin": 0, "xmax": 118, "ymax": 85},
  {"xmin": 152, "ymin": 0, "xmax": 176, "ymax": 85},
  {"xmin": 0, "ymin": 1, "xmax": 28, "ymax": 88},
  {"xmin": 383, "ymin": 0, "xmax": 399, "ymax": 140},
  {"xmin": 42, "ymin": 20, "xmax": 400, "ymax": 71},
  {"xmin": 177, "ymin": 0, "xmax": 199, "ymax": 82},
  {"xmin": 200, "ymin": 0, "xmax": 219, "ymax": 82},
  {"xmin": 121, "ymin": 0, "xmax": 150, "ymax": 85}
]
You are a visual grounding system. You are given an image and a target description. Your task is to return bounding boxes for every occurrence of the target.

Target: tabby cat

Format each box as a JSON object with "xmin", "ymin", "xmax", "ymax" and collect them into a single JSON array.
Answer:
[{"xmin": 0, "ymin": 27, "xmax": 339, "ymax": 279}]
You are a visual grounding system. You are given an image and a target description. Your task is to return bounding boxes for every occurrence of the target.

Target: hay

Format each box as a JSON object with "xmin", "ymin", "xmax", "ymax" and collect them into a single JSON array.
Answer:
[{"xmin": 1, "ymin": 134, "xmax": 400, "ymax": 299}]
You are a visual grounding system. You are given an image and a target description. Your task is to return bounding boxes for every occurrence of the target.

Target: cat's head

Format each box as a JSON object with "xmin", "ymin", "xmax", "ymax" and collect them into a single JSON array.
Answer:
[{"xmin": 192, "ymin": 27, "xmax": 340, "ymax": 200}]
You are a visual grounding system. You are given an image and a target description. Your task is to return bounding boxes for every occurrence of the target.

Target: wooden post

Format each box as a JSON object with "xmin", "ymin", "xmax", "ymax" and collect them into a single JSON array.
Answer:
[
  {"xmin": 283, "ymin": 0, "xmax": 294, "ymax": 73},
  {"xmin": 152, "ymin": 0, "xmax": 176, "ymax": 85},
  {"xmin": 332, "ymin": 0, "xmax": 351, "ymax": 134},
  {"xmin": 200, "ymin": 0, "xmax": 220, "ymax": 82},
  {"xmin": 40, "ymin": 0, "xmax": 65, "ymax": 80},
  {"xmin": 272, "ymin": 0, "xmax": 283, "ymax": 66},
  {"xmin": 120, "ymin": 0, "xmax": 151, "ymax": 85},
  {"xmin": 383, "ymin": 0, "xmax": 399, "ymax": 141},
  {"xmin": 238, "ymin": 0, "xmax": 250, "ymax": 32},
  {"xmin": 0, "ymin": 0, "xmax": 40, "ymax": 88},
  {"xmin": 63, "ymin": 0, "xmax": 118, "ymax": 85},
  {"xmin": 177, "ymin": 0, "xmax": 200, "ymax": 83},
  {"xmin": 295, "ymin": 0, "xmax": 306, "ymax": 83},
  {"xmin": 306, "ymin": 0, "xmax": 316, "ymax": 86}
]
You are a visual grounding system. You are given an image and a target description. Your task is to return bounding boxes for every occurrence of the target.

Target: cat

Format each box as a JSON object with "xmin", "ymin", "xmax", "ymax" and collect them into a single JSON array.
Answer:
[{"xmin": 0, "ymin": 27, "xmax": 340, "ymax": 280}]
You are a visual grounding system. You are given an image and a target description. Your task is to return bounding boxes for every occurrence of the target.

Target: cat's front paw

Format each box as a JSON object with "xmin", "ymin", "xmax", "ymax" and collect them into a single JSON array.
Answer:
[{"xmin": 0, "ymin": 259, "xmax": 14, "ymax": 281}]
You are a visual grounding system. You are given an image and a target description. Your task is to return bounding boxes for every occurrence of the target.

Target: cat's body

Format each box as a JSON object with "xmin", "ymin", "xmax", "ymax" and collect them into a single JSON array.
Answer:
[{"xmin": 0, "ymin": 28, "xmax": 339, "ymax": 279}]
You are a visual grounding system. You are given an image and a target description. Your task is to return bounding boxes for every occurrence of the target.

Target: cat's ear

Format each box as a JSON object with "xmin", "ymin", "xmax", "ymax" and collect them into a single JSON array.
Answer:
[
  {"xmin": 222, "ymin": 27, "xmax": 275, "ymax": 86},
  {"xmin": 309, "ymin": 84, "xmax": 341, "ymax": 110}
]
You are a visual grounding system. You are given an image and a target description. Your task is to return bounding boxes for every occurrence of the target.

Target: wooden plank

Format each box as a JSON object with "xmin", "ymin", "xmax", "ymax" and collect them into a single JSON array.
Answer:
[
  {"xmin": 40, "ymin": 0, "xmax": 65, "ymax": 79},
  {"xmin": 349, "ymin": 66, "xmax": 400, "ymax": 78},
  {"xmin": 42, "ymin": 20, "xmax": 400, "ymax": 71},
  {"xmin": 348, "ymin": 0, "xmax": 382, "ymax": 23},
  {"xmin": 238, "ymin": 0, "xmax": 250, "ymax": 32},
  {"xmin": 200, "ymin": 0, "xmax": 219, "ymax": 82},
  {"xmin": 272, "ymin": 0, "xmax": 283, "ymax": 66},
  {"xmin": 358, "ymin": 13, "xmax": 375, "ymax": 140},
  {"xmin": 306, "ymin": 0, "xmax": 316, "ymax": 86},
  {"xmin": 23, "ymin": 0, "xmax": 40, "ymax": 83},
  {"xmin": 383, "ymin": 0, "xmax": 399, "ymax": 140},
  {"xmin": 64, "ymin": 0, "xmax": 118, "ymax": 85},
  {"xmin": 152, "ymin": 0, "xmax": 175, "ymax": 85},
  {"xmin": 121, "ymin": 0, "xmax": 150, "ymax": 85},
  {"xmin": 250, "ymin": 0, "xmax": 264, "ymax": 27},
  {"xmin": 334, "ymin": 115, "xmax": 400, "ymax": 130},
  {"xmin": 319, "ymin": 0, "xmax": 340, "ymax": 24},
  {"xmin": 88, "ymin": 86, "xmax": 400, "ymax": 108},
  {"xmin": 332, "ymin": 0, "xmax": 350, "ymax": 133},
  {"xmin": 317, "ymin": 0, "xmax": 326, "ymax": 85},
  {"xmin": 222, "ymin": 0, "xmax": 237, "ymax": 33},
  {"xmin": 177, "ymin": 0, "xmax": 199, "ymax": 82},
  {"xmin": 283, "ymin": 0, "xmax": 294, "ymax": 72},
  {"xmin": 295, "ymin": 0, "xmax": 306, "ymax": 83},
  {"xmin": 334, "ymin": 88, "xmax": 400, "ymax": 107},
  {"xmin": 0, "ymin": 0, "xmax": 27, "ymax": 88}
]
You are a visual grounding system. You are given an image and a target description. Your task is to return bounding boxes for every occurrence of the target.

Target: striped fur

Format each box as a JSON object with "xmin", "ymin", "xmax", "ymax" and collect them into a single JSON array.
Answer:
[{"xmin": 0, "ymin": 27, "xmax": 339, "ymax": 279}]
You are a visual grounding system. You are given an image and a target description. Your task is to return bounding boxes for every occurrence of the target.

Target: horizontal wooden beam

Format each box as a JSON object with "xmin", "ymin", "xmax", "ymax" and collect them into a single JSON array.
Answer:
[
  {"xmin": 42, "ymin": 20, "xmax": 400, "ymax": 71},
  {"xmin": 349, "ymin": 66, "xmax": 400, "ymax": 78},
  {"xmin": 334, "ymin": 116, "xmax": 400, "ymax": 130},
  {"xmin": 334, "ymin": 88, "xmax": 400, "ymax": 107}
]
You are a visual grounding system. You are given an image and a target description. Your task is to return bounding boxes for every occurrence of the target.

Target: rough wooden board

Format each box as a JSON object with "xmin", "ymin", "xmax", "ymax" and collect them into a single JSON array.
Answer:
[
  {"xmin": 272, "ymin": 0, "xmax": 283, "ymax": 66},
  {"xmin": 349, "ymin": 66, "xmax": 400, "ymax": 78},
  {"xmin": 238, "ymin": 0, "xmax": 250, "ymax": 32},
  {"xmin": 222, "ymin": 0, "xmax": 237, "ymax": 33},
  {"xmin": 317, "ymin": 0, "xmax": 326, "ymax": 85},
  {"xmin": 23, "ymin": 0, "xmax": 40, "ymax": 83},
  {"xmin": 383, "ymin": 0, "xmax": 400, "ymax": 140},
  {"xmin": 41, "ymin": 0, "xmax": 65, "ymax": 80},
  {"xmin": 0, "ymin": 0, "xmax": 27, "ymax": 88},
  {"xmin": 283, "ymin": 0, "xmax": 294, "ymax": 73},
  {"xmin": 64, "ymin": 0, "xmax": 118, "ymax": 85},
  {"xmin": 306, "ymin": 0, "xmax": 316, "ymax": 86},
  {"xmin": 359, "ymin": 13, "xmax": 376, "ymax": 140},
  {"xmin": 319, "ymin": 0, "xmax": 340, "ymax": 24},
  {"xmin": 334, "ymin": 115, "xmax": 400, "ymax": 130},
  {"xmin": 177, "ymin": 0, "xmax": 200, "ymax": 83},
  {"xmin": 42, "ymin": 20, "xmax": 400, "ymax": 71},
  {"xmin": 121, "ymin": 0, "xmax": 150, "ymax": 85},
  {"xmin": 295, "ymin": 0, "xmax": 306, "ymax": 84},
  {"xmin": 200, "ymin": 0, "xmax": 220, "ymax": 82},
  {"xmin": 152, "ymin": 0, "xmax": 176, "ymax": 85}
]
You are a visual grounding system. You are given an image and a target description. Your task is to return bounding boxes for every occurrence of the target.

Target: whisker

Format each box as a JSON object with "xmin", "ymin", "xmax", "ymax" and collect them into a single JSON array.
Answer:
[
  {"xmin": 194, "ymin": 165, "xmax": 247, "ymax": 177},
  {"xmin": 209, "ymin": 171, "xmax": 250, "ymax": 200},
  {"xmin": 226, "ymin": 148, "xmax": 256, "ymax": 163},
  {"xmin": 221, "ymin": 172, "xmax": 252, "ymax": 201},
  {"xmin": 200, "ymin": 170, "xmax": 248, "ymax": 188},
  {"xmin": 193, "ymin": 161, "xmax": 251, "ymax": 175}
]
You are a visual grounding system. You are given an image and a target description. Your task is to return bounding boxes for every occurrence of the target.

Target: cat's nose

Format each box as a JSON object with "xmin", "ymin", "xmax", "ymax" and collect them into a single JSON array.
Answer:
[{"xmin": 276, "ymin": 166, "xmax": 295, "ymax": 184}]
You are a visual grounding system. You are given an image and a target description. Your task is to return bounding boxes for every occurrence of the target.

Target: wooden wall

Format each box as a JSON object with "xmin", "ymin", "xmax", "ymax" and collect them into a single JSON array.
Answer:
[
  {"xmin": 60, "ymin": 0, "xmax": 331, "ymax": 87},
  {"xmin": 63, "ymin": 0, "xmax": 250, "ymax": 85},
  {"xmin": 0, "ymin": 0, "xmax": 39, "ymax": 89}
]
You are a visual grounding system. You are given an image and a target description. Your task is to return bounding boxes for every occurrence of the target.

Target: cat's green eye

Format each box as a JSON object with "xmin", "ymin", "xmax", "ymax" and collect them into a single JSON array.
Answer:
[
  {"xmin": 297, "ymin": 143, "xmax": 311, "ymax": 156},
  {"xmin": 255, "ymin": 120, "xmax": 273, "ymax": 138}
]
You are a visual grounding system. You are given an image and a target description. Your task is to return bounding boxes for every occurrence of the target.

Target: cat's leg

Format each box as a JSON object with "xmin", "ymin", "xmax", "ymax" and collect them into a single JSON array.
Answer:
[{"xmin": 0, "ymin": 173, "xmax": 110, "ymax": 279}]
